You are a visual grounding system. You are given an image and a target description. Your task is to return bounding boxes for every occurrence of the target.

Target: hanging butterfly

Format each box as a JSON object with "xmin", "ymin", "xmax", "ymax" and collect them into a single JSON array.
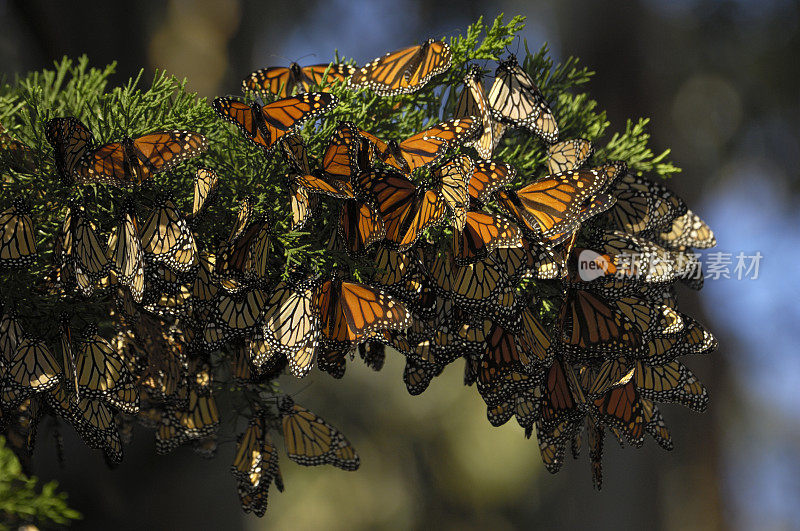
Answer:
[
  {"xmin": 431, "ymin": 155, "xmax": 473, "ymax": 231},
  {"xmin": 488, "ymin": 54, "xmax": 559, "ymax": 142},
  {"xmin": 45, "ymin": 117, "xmax": 95, "ymax": 182},
  {"xmin": 140, "ymin": 196, "xmax": 197, "ymax": 273},
  {"xmin": 358, "ymin": 170, "xmax": 446, "ymax": 251},
  {"xmin": 282, "ymin": 135, "xmax": 353, "ymax": 199},
  {"xmin": 656, "ymin": 210, "xmax": 716, "ymax": 250},
  {"xmin": 189, "ymin": 168, "xmax": 219, "ymax": 220},
  {"xmin": 0, "ymin": 197, "xmax": 37, "ymax": 267},
  {"xmin": 338, "ymin": 197, "xmax": 385, "ymax": 257},
  {"xmin": 314, "ymin": 277, "xmax": 412, "ymax": 351},
  {"xmin": 243, "ymin": 62, "xmax": 355, "ymax": 98},
  {"xmin": 278, "ymin": 396, "xmax": 360, "ymax": 470},
  {"xmin": 212, "ymin": 93, "xmax": 337, "ymax": 153},
  {"xmin": 73, "ymin": 129, "xmax": 207, "ymax": 188},
  {"xmin": 547, "ymin": 139, "xmax": 593, "ymax": 174},
  {"xmin": 452, "ymin": 210, "xmax": 522, "ymax": 265},
  {"xmin": 467, "ymin": 160, "xmax": 516, "ymax": 203},
  {"xmin": 105, "ymin": 199, "xmax": 145, "ymax": 303},
  {"xmin": 349, "ymin": 38, "xmax": 452, "ymax": 96},
  {"xmin": 261, "ymin": 279, "xmax": 320, "ymax": 378},
  {"xmin": 57, "ymin": 202, "xmax": 110, "ymax": 296},
  {"xmin": 494, "ymin": 164, "xmax": 622, "ymax": 244},
  {"xmin": 455, "ymin": 65, "xmax": 507, "ymax": 159},
  {"xmin": 602, "ymin": 172, "xmax": 687, "ymax": 235},
  {"xmin": 357, "ymin": 117, "xmax": 479, "ymax": 174}
]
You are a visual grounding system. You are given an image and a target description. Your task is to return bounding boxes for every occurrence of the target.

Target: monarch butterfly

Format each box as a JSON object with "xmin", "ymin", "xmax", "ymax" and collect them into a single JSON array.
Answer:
[
  {"xmin": 338, "ymin": 198, "xmax": 385, "ymax": 256},
  {"xmin": 490, "ymin": 237, "xmax": 563, "ymax": 281},
  {"xmin": 0, "ymin": 198, "xmax": 37, "ymax": 267},
  {"xmin": 212, "ymin": 287, "xmax": 268, "ymax": 335},
  {"xmin": 190, "ymin": 168, "xmax": 219, "ymax": 219},
  {"xmin": 45, "ymin": 117, "xmax": 95, "ymax": 182},
  {"xmin": 1, "ymin": 337, "xmax": 59, "ymax": 408},
  {"xmin": 403, "ymin": 356, "xmax": 443, "ymax": 395},
  {"xmin": 74, "ymin": 130, "xmax": 207, "ymax": 188},
  {"xmin": 656, "ymin": 210, "xmax": 716, "ymax": 250},
  {"xmin": 359, "ymin": 170, "xmax": 446, "ymax": 251},
  {"xmin": 0, "ymin": 311, "xmax": 24, "ymax": 365},
  {"xmin": 279, "ymin": 396, "xmax": 360, "ymax": 470},
  {"xmin": 320, "ymin": 122, "xmax": 364, "ymax": 183},
  {"xmin": 51, "ymin": 386, "xmax": 124, "ymax": 464},
  {"xmin": 602, "ymin": 173, "xmax": 687, "ymax": 235},
  {"xmin": 283, "ymin": 135, "xmax": 354, "ymax": 199},
  {"xmin": 243, "ymin": 62, "xmax": 355, "ymax": 98},
  {"xmin": 446, "ymin": 258, "xmax": 512, "ymax": 312},
  {"xmin": 141, "ymin": 196, "xmax": 197, "ymax": 273},
  {"xmin": 1, "ymin": 122, "xmax": 36, "ymax": 173},
  {"xmin": 215, "ymin": 217, "xmax": 268, "ymax": 288},
  {"xmin": 106, "ymin": 200, "xmax": 144, "ymax": 303},
  {"xmin": 358, "ymin": 340, "xmax": 387, "ymax": 372},
  {"xmin": 488, "ymin": 54, "xmax": 558, "ymax": 142},
  {"xmin": 58, "ymin": 203, "xmax": 110, "ymax": 296},
  {"xmin": 432, "ymin": 155, "xmax": 473, "ymax": 231},
  {"xmin": 232, "ymin": 416, "xmax": 282, "ymax": 514},
  {"xmin": 349, "ymin": 39, "xmax": 451, "ymax": 96},
  {"xmin": 261, "ymin": 280, "xmax": 320, "ymax": 378},
  {"xmin": 547, "ymin": 139, "xmax": 593, "ymax": 174},
  {"xmin": 178, "ymin": 389, "xmax": 220, "ymax": 439},
  {"xmin": 455, "ymin": 65, "xmax": 507, "ymax": 159},
  {"xmin": 494, "ymin": 165, "xmax": 618, "ymax": 243},
  {"xmin": 591, "ymin": 381, "xmax": 645, "ymax": 447},
  {"xmin": 289, "ymin": 180, "xmax": 317, "ymax": 231},
  {"xmin": 76, "ymin": 325, "xmax": 139, "ymax": 414},
  {"xmin": 558, "ymin": 288, "xmax": 640, "ymax": 352},
  {"xmin": 467, "ymin": 160, "xmax": 516, "ymax": 203},
  {"xmin": 212, "ymin": 93, "xmax": 337, "ymax": 152},
  {"xmin": 538, "ymin": 360, "xmax": 585, "ymax": 437},
  {"xmin": 452, "ymin": 210, "xmax": 522, "ymax": 265},
  {"xmin": 315, "ymin": 277, "xmax": 412, "ymax": 349},
  {"xmin": 358, "ymin": 117, "xmax": 479, "ymax": 174}
]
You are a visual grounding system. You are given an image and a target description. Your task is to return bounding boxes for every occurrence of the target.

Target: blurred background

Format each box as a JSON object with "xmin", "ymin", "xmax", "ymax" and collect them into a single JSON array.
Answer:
[{"xmin": 2, "ymin": 0, "xmax": 799, "ymax": 529}]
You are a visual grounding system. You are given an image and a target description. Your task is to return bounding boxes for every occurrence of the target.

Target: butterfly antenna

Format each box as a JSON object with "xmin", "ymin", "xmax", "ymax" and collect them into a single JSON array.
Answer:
[{"xmin": 295, "ymin": 53, "xmax": 316, "ymax": 63}]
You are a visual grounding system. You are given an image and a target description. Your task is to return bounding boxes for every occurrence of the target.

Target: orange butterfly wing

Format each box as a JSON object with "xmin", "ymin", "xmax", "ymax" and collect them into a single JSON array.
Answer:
[{"xmin": 453, "ymin": 211, "xmax": 521, "ymax": 265}]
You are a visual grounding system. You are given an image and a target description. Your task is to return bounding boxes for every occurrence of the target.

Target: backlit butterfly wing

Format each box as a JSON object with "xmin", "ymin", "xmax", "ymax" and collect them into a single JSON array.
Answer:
[
  {"xmin": 258, "ymin": 93, "xmax": 338, "ymax": 151},
  {"xmin": 494, "ymin": 166, "xmax": 613, "ymax": 243},
  {"xmin": 2, "ymin": 338, "xmax": 59, "ymax": 407},
  {"xmin": 60, "ymin": 205, "xmax": 109, "ymax": 295},
  {"xmin": 300, "ymin": 63, "xmax": 356, "ymax": 92},
  {"xmin": 289, "ymin": 180, "xmax": 317, "ymax": 231},
  {"xmin": 361, "ymin": 170, "xmax": 446, "ymax": 251},
  {"xmin": 432, "ymin": 155, "xmax": 473, "ymax": 231},
  {"xmin": 316, "ymin": 279, "xmax": 412, "ymax": 347},
  {"xmin": 488, "ymin": 55, "xmax": 558, "ymax": 142},
  {"xmin": 349, "ymin": 39, "xmax": 451, "ymax": 96},
  {"xmin": 191, "ymin": 168, "xmax": 219, "ymax": 218},
  {"xmin": 547, "ymin": 139, "xmax": 593, "ymax": 174},
  {"xmin": 141, "ymin": 197, "xmax": 197, "ymax": 272},
  {"xmin": 453, "ymin": 211, "xmax": 522, "ymax": 265},
  {"xmin": 0, "ymin": 198, "xmax": 37, "ymax": 267},
  {"xmin": 244, "ymin": 63, "xmax": 355, "ymax": 98},
  {"xmin": 106, "ymin": 201, "xmax": 144, "ymax": 303},
  {"xmin": 656, "ymin": 210, "xmax": 716, "ymax": 249},
  {"xmin": 383, "ymin": 117, "xmax": 480, "ymax": 173},
  {"xmin": 45, "ymin": 117, "xmax": 95, "ymax": 181},
  {"xmin": 468, "ymin": 160, "xmax": 516, "ymax": 203},
  {"xmin": 213, "ymin": 98, "xmax": 273, "ymax": 150},
  {"xmin": 75, "ymin": 131, "xmax": 207, "ymax": 187},
  {"xmin": 338, "ymin": 199, "xmax": 385, "ymax": 256},
  {"xmin": 455, "ymin": 65, "xmax": 506, "ymax": 159},
  {"xmin": 279, "ymin": 396, "xmax": 360, "ymax": 470},
  {"xmin": 261, "ymin": 280, "xmax": 320, "ymax": 378}
]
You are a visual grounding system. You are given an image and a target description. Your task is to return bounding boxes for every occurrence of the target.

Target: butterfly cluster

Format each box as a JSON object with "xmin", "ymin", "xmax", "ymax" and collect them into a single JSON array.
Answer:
[{"xmin": 0, "ymin": 28, "xmax": 716, "ymax": 519}]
